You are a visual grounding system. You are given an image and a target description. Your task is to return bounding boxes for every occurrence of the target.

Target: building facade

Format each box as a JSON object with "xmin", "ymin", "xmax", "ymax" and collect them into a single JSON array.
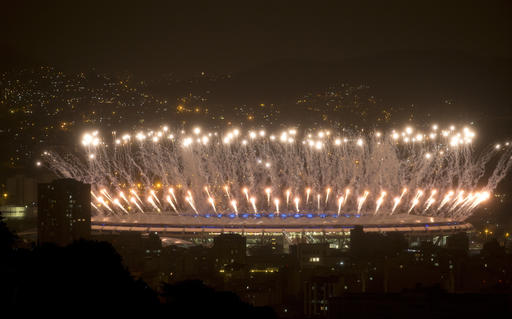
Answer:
[{"xmin": 38, "ymin": 179, "xmax": 91, "ymax": 246}]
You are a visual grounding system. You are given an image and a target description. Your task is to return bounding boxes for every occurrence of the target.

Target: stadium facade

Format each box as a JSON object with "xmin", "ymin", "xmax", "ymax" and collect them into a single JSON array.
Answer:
[{"xmin": 91, "ymin": 213, "xmax": 473, "ymax": 249}]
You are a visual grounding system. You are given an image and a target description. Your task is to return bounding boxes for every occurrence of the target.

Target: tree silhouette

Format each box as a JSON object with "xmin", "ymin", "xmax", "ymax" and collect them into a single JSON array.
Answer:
[
  {"xmin": 6, "ymin": 239, "xmax": 158, "ymax": 307},
  {"xmin": 161, "ymin": 280, "xmax": 277, "ymax": 319}
]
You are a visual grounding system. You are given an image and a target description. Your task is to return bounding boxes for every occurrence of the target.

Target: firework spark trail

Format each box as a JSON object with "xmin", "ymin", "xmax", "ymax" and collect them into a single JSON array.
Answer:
[
  {"xmin": 100, "ymin": 189, "xmax": 113, "ymax": 202},
  {"xmin": 274, "ymin": 199, "xmax": 280, "ymax": 215},
  {"xmin": 185, "ymin": 195, "xmax": 199, "ymax": 215},
  {"xmin": 408, "ymin": 190, "xmax": 424, "ymax": 214},
  {"xmin": 286, "ymin": 189, "xmax": 291, "ymax": 208},
  {"xmin": 91, "ymin": 202, "xmax": 100, "ymax": 212},
  {"xmin": 97, "ymin": 196, "xmax": 113, "ymax": 213},
  {"xmin": 91, "ymin": 191, "xmax": 99, "ymax": 201},
  {"xmin": 130, "ymin": 197, "xmax": 144, "ymax": 213},
  {"xmin": 224, "ymin": 185, "xmax": 231, "ymax": 200},
  {"xmin": 357, "ymin": 191, "xmax": 370, "ymax": 214},
  {"xmin": 392, "ymin": 197, "xmax": 401, "ymax": 214},
  {"xmin": 437, "ymin": 190, "xmax": 453, "ymax": 212},
  {"xmin": 243, "ymin": 188, "xmax": 250, "ymax": 203},
  {"xmin": 150, "ymin": 190, "xmax": 161, "ymax": 205},
  {"xmin": 423, "ymin": 189, "xmax": 437, "ymax": 212},
  {"xmin": 375, "ymin": 191, "xmax": 387, "ymax": 214},
  {"xmin": 147, "ymin": 196, "xmax": 161, "ymax": 213},
  {"xmin": 40, "ymin": 124, "xmax": 512, "ymax": 218},
  {"xmin": 469, "ymin": 192, "xmax": 490, "ymax": 210},
  {"xmin": 424, "ymin": 197, "xmax": 436, "ymax": 212},
  {"xmin": 391, "ymin": 188, "xmax": 408, "ymax": 213},
  {"xmin": 130, "ymin": 189, "xmax": 143, "ymax": 204},
  {"xmin": 337, "ymin": 196, "xmax": 344, "ymax": 216},
  {"xmin": 449, "ymin": 191, "xmax": 466, "ymax": 212},
  {"xmin": 344, "ymin": 189, "xmax": 351, "ymax": 203},
  {"xmin": 250, "ymin": 197, "xmax": 257, "ymax": 214},
  {"xmin": 204, "ymin": 186, "xmax": 212, "ymax": 199},
  {"xmin": 119, "ymin": 191, "xmax": 130, "ymax": 206},
  {"xmin": 231, "ymin": 200, "xmax": 238, "ymax": 216},
  {"xmin": 165, "ymin": 195, "xmax": 179, "ymax": 214},
  {"xmin": 265, "ymin": 187, "xmax": 271, "ymax": 206},
  {"xmin": 208, "ymin": 197, "xmax": 217, "ymax": 214},
  {"xmin": 325, "ymin": 188, "xmax": 331, "ymax": 205},
  {"xmin": 168, "ymin": 188, "xmax": 178, "ymax": 205},
  {"xmin": 113, "ymin": 198, "xmax": 129, "ymax": 214}
]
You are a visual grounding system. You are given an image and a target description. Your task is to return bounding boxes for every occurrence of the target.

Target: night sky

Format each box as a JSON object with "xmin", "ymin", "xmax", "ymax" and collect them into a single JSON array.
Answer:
[
  {"xmin": 2, "ymin": 1, "xmax": 511, "ymax": 75},
  {"xmin": 2, "ymin": 4, "xmax": 512, "ymax": 306}
]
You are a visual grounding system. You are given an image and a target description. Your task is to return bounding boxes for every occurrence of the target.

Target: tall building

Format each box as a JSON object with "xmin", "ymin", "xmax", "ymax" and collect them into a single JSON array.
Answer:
[
  {"xmin": 37, "ymin": 179, "xmax": 91, "ymax": 246},
  {"xmin": 212, "ymin": 234, "xmax": 246, "ymax": 270}
]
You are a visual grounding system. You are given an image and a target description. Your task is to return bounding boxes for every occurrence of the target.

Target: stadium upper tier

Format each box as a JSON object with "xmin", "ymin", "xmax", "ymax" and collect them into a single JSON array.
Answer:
[{"xmin": 91, "ymin": 213, "xmax": 472, "ymax": 235}]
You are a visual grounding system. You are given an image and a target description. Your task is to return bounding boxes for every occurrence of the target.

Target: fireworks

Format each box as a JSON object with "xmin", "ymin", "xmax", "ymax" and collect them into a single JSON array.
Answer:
[{"xmin": 39, "ymin": 124, "xmax": 512, "ymax": 220}]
